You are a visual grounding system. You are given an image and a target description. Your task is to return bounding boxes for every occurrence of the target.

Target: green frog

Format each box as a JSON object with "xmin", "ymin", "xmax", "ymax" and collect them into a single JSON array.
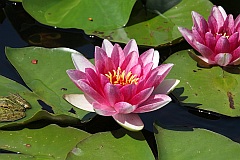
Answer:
[{"xmin": 0, "ymin": 93, "xmax": 31, "ymax": 122}]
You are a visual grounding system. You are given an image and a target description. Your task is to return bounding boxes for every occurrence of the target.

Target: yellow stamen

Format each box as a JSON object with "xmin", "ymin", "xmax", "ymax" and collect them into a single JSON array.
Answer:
[
  {"xmin": 216, "ymin": 32, "xmax": 229, "ymax": 39},
  {"xmin": 105, "ymin": 67, "xmax": 139, "ymax": 85}
]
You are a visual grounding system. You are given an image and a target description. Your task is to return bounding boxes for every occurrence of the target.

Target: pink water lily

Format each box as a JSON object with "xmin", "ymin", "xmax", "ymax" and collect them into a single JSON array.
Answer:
[
  {"xmin": 178, "ymin": 5, "xmax": 240, "ymax": 67},
  {"xmin": 64, "ymin": 39, "xmax": 179, "ymax": 131}
]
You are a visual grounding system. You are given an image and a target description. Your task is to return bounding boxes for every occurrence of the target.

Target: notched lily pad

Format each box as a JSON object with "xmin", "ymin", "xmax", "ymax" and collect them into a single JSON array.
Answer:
[
  {"xmin": 6, "ymin": 47, "xmax": 95, "ymax": 121},
  {"xmin": 66, "ymin": 128, "xmax": 155, "ymax": 160},
  {"xmin": 0, "ymin": 124, "xmax": 90, "ymax": 160},
  {"xmin": 22, "ymin": 0, "xmax": 212, "ymax": 47},
  {"xmin": 164, "ymin": 50, "xmax": 240, "ymax": 117},
  {"xmin": 22, "ymin": 0, "xmax": 136, "ymax": 31},
  {"xmin": 154, "ymin": 124, "xmax": 240, "ymax": 160}
]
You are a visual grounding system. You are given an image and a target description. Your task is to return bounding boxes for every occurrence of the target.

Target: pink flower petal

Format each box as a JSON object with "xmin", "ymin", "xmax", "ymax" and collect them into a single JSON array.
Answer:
[
  {"xmin": 120, "ymin": 84, "xmax": 137, "ymax": 101},
  {"xmin": 114, "ymin": 102, "xmax": 137, "ymax": 114},
  {"xmin": 130, "ymin": 64, "xmax": 142, "ymax": 76},
  {"xmin": 95, "ymin": 46, "xmax": 107, "ymax": 73},
  {"xmin": 63, "ymin": 94, "xmax": 94, "ymax": 112},
  {"xmin": 178, "ymin": 27, "xmax": 195, "ymax": 48},
  {"xmin": 228, "ymin": 32, "xmax": 239, "ymax": 52},
  {"xmin": 194, "ymin": 40, "xmax": 215, "ymax": 59},
  {"xmin": 67, "ymin": 69, "xmax": 86, "ymax": 81},
  {"xmin": 192, "ymin": 11, "xmax": 208, "ymax": 36},
  {"xmin": 234, "ymin": 14, "xmax": 240, "ymax": 29},
  {"xmin": 78, "ymin": 81, "xmax": 107, "ymax": 105},
  {"xmin": 104, "ymin": 56, "xmax": 116, "ymax": 73},
  {"xmin": 188, "ymin": 50, "xmax": 215, "ymax": 67},
  {"xmin": 71, "ymin": 53, "xmax": 95, "ymax": 72},
  {"xmin": 120, "ymin": 51, "xmax": 139, "ymax": 72},
  {"xmin": 123, "ymin": 39, "xmax": 139, "ymax": 56},
  {"xmin": 104, "ymin": 83, "xmax": 123, "ymax": 106},
  {"xmin": 112, "ymin": 113, "xmax": 144, "ymax": 131},
  {"xmin": 66, "ymin": 70, "xmax": 87, "ymax": 90},
  {"xmin": 85, "ymin": 68, "xmax": 103, "ymax": 94},
  {"xmin": 215, "ymin": 36, "xmax": 230, "ymax": 53},
  {"xmin": 217, "ymin": 6, "xmax": 227, "ymax": 20},
  {"xmin": 133, "ymin": 94, "xmax": 171, "ymax": 113},
  {"xmin": 208, "ymin": 15, "xmax": 218, "ymax": 34},
  {"xmin": 142, "ymin": 62, "xmax": 153, "ymax": 79},
  {"xmin": 111, "ymin": 44, "xmax": 125, "ymax": 68},
  {"xmin": 223, "ymin": 15, "xmax": 234, "ymax": 35},
  {"xmin": 93, "ymin": 102, "xmax": 117, "ymax": 116},
  {"xmin": 234, "ymin": 14, "xmax": 240, "ymax": 35},
  {"xmin": 205, "ymin": 32, "xmax": 216, "ymax": 51},
  {"xmin": 232, "ymin": 45, "xmax": 240, "ymax": 60},
  {"xmin": 211, "ymin": 6, "xmax": 226, "ymax": 29},
  {"xmin": 214, "ymin": 53, "xmax": 232, "ymax": 66},
  {"xmin": 102, "ymin": 39, "xmax": 113, "ymax": 57},
  {"xmin": 192, "ymin": 27, "xmax": 205, "ymax": 44},
  {"xmin": 100, "ymin": 74, "xmax": 109, "ymax": 88},
  {"xmin": 139, "ymin": 48, "xmax": 154, "ymax": 66},
  {"xmin": 129, "ymin": 87, "xmax": 154, "ymax": 105},
  {"xmin": 153, "ymin": 63, "xmax": 174, "ymax": 85},
  {"xmin": 143, "ymin": 70, "xmax": 159, "ymax": 88},
  {"xmin": 153, "ymin": 79, "xmax": 180, "ymax": 94}
]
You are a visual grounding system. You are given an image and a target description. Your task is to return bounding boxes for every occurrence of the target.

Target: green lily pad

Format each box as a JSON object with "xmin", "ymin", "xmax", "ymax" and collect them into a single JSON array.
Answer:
[
  {"xmin": 67, "ymin": 128, "xmax": 155, "ymax": 160},
  {"xmin": 164, "ymin": 50, "xmax": 240, "ymax": 117},
  {"xmin": 21, "ymin": 0, "xmax": 212, "ymax": 47},
  {"xmin": 83, "ymin": 0, "xmax": 213, "ymax": 47},
  {"xmin": 0, "ymin": 124, "xmax": 90, "ymax": 159},
  {"xmin": 22, "ymin": 0, "xmax": 136, "ymax": 31},
  {"xmin": 155, "ymin": 124, "xmax": 240, "ymax": 159},
  {"xmin": 87, "ymin": 0, "xmax": 213, "ymax": 47},
  {"xmin": 0, "ymin": 154, "xmax": 34, "ymax": 159},
  {"xmin": 6, "ymin": 47, "xmax": 93, "ymax": 121}
]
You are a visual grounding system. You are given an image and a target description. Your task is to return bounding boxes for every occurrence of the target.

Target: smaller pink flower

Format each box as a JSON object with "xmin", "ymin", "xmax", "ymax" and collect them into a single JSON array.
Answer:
[
  {"xmin": 178, "ymin": 5, "xmax": 240, "ymax": 67},
  {"xmin": 64, "ymin": 39, "xmax": 179, "ymax": 131}
]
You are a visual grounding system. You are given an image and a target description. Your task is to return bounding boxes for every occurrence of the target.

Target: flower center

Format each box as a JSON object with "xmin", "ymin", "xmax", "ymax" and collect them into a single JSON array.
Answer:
[
  {"xmin": 105, "ymin": 67, "xmax": 139, "ymax": 85},
  {"xmin": 216, "ymin": 32, "xmax": 230, "ymax": 39}
]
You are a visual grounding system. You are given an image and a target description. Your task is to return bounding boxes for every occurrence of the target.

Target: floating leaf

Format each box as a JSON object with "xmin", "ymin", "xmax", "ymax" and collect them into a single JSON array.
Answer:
[
  {"xmin": 0, "ymin": 154, "xmax": 34, "ymax": 159},
  {"xmin": 6, "ymin": 47, "xmax": 95, "ymax": 121},
  {"xmin": 22, "ymin": 0, "xmax": 136, "ymax": 31},
  {"xmin": 155, "ymin": 124, "xmax": 240, "ymax": 159},
  {"xmin": 67, "ymin": 128, "xmax": 155, "ymax": 160},
  {"xmin": 21, "ymin": 0, "xmax": 212, "ymax": 47},
  {"xmin": 164, "ymin": 50, "xmax": 240, "ymax": 116},
  {"xmin": 87, "ymin": 0, "xmax": 213, "ymax": 47},
  {"xmin": 0, "ymin": 124, "xmax": 90, "ymax": 159}
]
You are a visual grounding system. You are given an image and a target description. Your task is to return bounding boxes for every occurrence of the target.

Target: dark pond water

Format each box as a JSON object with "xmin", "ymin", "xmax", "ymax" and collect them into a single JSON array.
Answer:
[{"xmin": 1, "ymin": 1, "xmax": 240, "ymax": 158}]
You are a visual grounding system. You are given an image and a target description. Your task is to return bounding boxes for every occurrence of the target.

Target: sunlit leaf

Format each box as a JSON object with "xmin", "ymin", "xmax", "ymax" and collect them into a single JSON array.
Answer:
[
  {"xmin": 21, "ymin": 0, "xmax": 212, "ymax": 47},
  {"xmin": 22, "ymin": 0, "xmax": 136, "ymax": 31},
  {"xmin": 67, "ymin": 128, "xmax": 155, "ymax": 160},
  {"xmin": 84, "ymin": 0, "xmax": 213, "ymax": 47},
  {"xmin": 0, "ymin": 124, "xmax": 90, "ymax": 159},
  {"xmin": 155, "ymin": 124, "xmax": 240, "ymax": 159},
  {"xmin": 6, "ymin": 47, "xmax": 95, "ymax": 121},
  {"xmin": 164, "ymin": 50, "xmax": 240, "ymax": 116}
]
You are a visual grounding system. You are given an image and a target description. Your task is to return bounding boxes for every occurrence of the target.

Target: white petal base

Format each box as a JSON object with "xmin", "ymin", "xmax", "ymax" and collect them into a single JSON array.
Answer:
[
  {"xmin": 112, "ymin": 113, "xmax": 144, "ymax": 131},
  {"xmin": 63, "ymin": 94, "xmax": 94, "ymax": 112},
  {"xmin": 153, "ymin": 79, "xmax": 180, "ymax": 94}
]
